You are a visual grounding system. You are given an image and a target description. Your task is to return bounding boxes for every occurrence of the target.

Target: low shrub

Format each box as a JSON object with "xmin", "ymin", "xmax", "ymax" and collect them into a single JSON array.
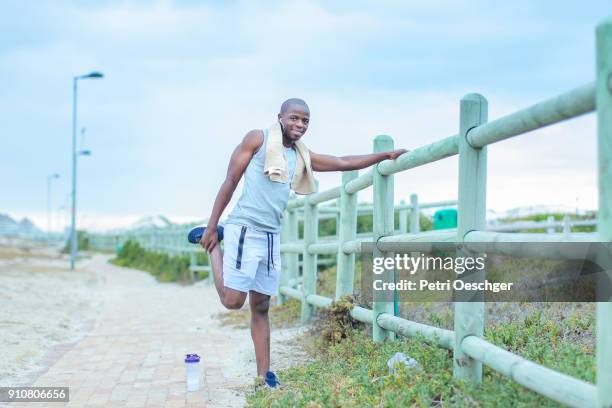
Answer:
[{"xmin": 111, "ymin": 240, "xmax": 208, "ymax": 283}]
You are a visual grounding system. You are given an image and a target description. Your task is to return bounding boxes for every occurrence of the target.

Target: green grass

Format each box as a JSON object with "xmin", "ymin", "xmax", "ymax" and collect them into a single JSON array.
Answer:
[
  {"xmin": 244, "ymin": 243, "xmax": 596, "ymax": 406},
  {"xmin": 111, "ymin": 239, "xmax": 208, "ymax": 283},
  {"xmin": 247, "ymin": 298, "xmax": 595, "ymax": 407}
]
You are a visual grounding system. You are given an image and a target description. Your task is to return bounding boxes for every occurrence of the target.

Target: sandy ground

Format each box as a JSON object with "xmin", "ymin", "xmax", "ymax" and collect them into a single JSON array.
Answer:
[
  {"xmin": 0, "ymin": 240, "xmax": 308, "ymax": 407},
  {"xmin": 0, "ymin": 242, "xmax": 103, "ymax": 387}
]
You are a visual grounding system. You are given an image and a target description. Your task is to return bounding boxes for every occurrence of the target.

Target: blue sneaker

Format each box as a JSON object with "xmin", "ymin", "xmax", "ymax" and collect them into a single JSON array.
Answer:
[
  {"xmin": 264, "ymin": 371, "xmax": 280, "ymax": 389},
  {"xmin": 187, "ymin": 225, "xmax": 224, "ymax": 244}
]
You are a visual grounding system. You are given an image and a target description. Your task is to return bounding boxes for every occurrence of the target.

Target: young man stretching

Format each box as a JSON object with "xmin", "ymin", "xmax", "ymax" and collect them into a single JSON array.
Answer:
[{"xmin": 198, "ymin": 98, "xmax": 407, "ymax": 387}]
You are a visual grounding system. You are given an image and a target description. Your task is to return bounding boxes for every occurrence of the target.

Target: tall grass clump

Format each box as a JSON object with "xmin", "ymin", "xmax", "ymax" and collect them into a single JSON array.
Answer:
[{"xmin": 112, "ymin": 240, "xmax": 208, "ymax": 283}]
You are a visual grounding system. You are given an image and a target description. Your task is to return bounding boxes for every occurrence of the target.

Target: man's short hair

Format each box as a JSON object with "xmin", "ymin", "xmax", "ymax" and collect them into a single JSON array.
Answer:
[{"xmin": 280, "ymin": 98, "xmax": 309, "ymax": 114}]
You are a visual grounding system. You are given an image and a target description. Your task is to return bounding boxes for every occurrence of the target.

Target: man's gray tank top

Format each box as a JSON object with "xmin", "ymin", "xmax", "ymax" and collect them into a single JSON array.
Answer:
[{"xmin": 226, "ymin": 129, "xmax": 297, "ymax": 233}]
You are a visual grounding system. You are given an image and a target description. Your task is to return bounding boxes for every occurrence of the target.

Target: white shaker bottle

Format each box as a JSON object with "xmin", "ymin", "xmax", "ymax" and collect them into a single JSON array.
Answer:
[{"xmin": 184, "ymin": 353, "xmax": 201, "ymax": 391}]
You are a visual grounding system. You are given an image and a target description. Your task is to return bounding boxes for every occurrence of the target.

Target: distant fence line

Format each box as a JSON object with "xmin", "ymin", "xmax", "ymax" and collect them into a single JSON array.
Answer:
[
  {"xmin": 89, "ymin": 224, "xmax": 210, "ymax": 281},
  {"xmin": 87, "ymin": 194, "xmax": 457, "ymax": 280},
  {"xmin": 88, "ymin": 200, "xmax": 595, "ymax": 284}
]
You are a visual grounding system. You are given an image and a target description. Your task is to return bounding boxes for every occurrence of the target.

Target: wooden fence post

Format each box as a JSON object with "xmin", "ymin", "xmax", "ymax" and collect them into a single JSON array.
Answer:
[
  {"xmin": 372, "ymin": 135, "xmax": 396, "ymax": 342},
  {"xmin": 336, "ymin": 170, "xmax": 358, "ymax": 298},
  {"xmin": 547, "ymin": 215, "xmax": 555, "ymax": 234},
  {"xmin": 410, "ymin": 193, "xmax": 420, "ymax": 234},
  {"xmin": 277, "ymin": 211, "xmax": 290, "ymax": 305},
  {"xmin": 335, "ymin": 198, "xmax": 341, "ymax": 241},
  {"xmin": 399, "ymin": 199, "xmax": 408, "ymax": 234},
  {"xmin": 563, "ymin": 214, "xmax": 571, "ymax": 237},
  {"xmin": 301, "ymin": 181, "xmax": 319, "ymax": 323},
  {"xmin": 287, "ymin": 207, "xmax": 299, "ymax": 288},
  {"xmin": 454, "ymin": 93, "xmax": 488, "ymax": 382},
  {"xmin": 596, "ymin": 17, "xmax": 612, "ymax": 408},
  {"xmin": 408, "ymin": 193, "xmax": 420, "ymax": 316}
]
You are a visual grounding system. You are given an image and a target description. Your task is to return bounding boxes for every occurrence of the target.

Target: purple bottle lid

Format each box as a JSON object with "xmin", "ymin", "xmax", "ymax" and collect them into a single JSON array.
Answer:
[{"xmin": 185, "ymin": 354, "xmax": 200, "ymax": 363}]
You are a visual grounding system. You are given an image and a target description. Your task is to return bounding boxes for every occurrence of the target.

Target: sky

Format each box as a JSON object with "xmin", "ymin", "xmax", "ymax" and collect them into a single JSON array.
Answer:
[{"xmin": 0, "ymin": 0, "xmax": 609, "ymax": 232}]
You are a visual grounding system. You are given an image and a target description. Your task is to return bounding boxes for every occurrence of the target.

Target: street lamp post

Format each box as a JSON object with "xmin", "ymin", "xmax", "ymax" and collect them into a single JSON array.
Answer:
[
  {"xmin": 47, "ymin": 173, "xmax": 60, "ymax": 244},
  {"xmin": 70, "ymin": 71, "xmax": 103, "ymax": 269}
]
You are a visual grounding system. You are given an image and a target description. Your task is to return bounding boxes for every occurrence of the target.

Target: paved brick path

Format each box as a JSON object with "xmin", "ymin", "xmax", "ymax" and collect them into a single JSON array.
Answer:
[{"xmin": 8, "ymin": 255, "xmax": 253, "ymax": 408}]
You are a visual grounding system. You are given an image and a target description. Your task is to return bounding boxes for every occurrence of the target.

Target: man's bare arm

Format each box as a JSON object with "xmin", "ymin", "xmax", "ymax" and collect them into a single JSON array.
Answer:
[
  {"xmin": 202, "ymin": 130, "xmax": 263, "ymax": 252},
  {"xmin": 309, "ymin": 149, "xmax": 408, "ymax": 172}
]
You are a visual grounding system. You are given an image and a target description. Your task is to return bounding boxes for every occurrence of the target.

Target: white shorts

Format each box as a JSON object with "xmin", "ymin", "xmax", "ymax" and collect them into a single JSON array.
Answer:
[{"xmin": 222, "ymin": 223, "xmax": 281, "ymax": 297}]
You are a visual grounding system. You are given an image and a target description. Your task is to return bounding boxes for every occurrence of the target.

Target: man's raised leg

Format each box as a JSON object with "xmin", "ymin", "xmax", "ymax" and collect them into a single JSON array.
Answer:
[
  {"xmin": 249, "ymin": 290, "xmax": 271, "ymax": 377},
  {"xmin": 208, "ymin": 244, "xmax": 247, "ymax": 309}
]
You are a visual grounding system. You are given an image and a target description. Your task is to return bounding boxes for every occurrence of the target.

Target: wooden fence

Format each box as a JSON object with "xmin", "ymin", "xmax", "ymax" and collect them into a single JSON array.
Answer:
[{"xmin": 275, "ymin": 19, "xmax": 612, "ymax": 408}]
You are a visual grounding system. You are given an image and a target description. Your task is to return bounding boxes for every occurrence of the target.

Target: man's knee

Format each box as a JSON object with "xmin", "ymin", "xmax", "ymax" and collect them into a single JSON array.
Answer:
[
  {"xmin": 223, "ymin": 298, "xmax": 245, "ymax": 310},
  {"xmin": 223, "ymin": 293, "xmax": 246, "ymax": 310},
  {"xmin": 222, "ymin": 287, "xmax": 247, "ymax": 310},
  {"xmin": 250, "ymin": 297, "xmax": 270, "ymax": 315}
]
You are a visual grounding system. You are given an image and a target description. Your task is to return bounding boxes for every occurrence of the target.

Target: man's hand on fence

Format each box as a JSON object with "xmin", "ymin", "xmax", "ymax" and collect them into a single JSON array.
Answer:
[
  {"xmin": 200, "ymin": 227, "xmax": 218, "ymax": 252},
  {"xmin": 387, "ymin": 149, "xmax": 409, "ymax": 160}
]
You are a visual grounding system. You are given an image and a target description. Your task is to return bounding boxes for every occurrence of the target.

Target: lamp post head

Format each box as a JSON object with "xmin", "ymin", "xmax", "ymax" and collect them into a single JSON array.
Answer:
[
  {"xmin": 78, "ymin": 149, "xmax": 92, "ymax": 156},
  {"xmin": 78, "ymin": 71, "xmax": 104, "ymax": 80},
  {"xmin": 48, "ymin": 173, "xmax": 60, "ymax": 180}
]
